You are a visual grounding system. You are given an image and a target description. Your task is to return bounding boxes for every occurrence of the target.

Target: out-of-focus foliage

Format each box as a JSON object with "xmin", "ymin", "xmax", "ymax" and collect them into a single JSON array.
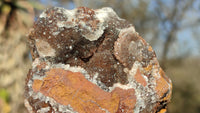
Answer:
[
  {"xmin": 0, "ymin": 89, "xmax": 10, "ymax": 113},
  {"xmin": 166, "ymin": 58, "xmax": 200, "ymax": 113},
  {"xmin": 0, "ymin": 89, "xmax": 9, "ymax": 102},
  {"xmin": 28, "ymin": 0, "xmax": 44, "ymax": 10},
  {"xmin": 0, "ymin": 0, "xmax": 34, "ymax": 113}
]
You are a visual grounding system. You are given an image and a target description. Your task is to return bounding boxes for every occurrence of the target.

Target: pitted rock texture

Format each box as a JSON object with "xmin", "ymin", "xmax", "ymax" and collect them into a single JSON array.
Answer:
[{"xmin": 25, "ymin": 7, "xmax": 172, "ymax": 113}]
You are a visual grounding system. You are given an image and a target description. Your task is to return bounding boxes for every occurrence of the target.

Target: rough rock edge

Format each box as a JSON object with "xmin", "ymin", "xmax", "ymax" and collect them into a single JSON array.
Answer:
[{"xmin": 39, "ymin": 7, "xmax": 120, "ymax": 41}]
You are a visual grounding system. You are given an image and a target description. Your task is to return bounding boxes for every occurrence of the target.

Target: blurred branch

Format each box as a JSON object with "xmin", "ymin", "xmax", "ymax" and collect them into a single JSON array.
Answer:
[
  {"xmin": 155, "ymin": 0, "xmax": 196, "ymax": 68},
  {"xmin": 180, "ymin": 19, "xmax": 200, "ymax": 30}
]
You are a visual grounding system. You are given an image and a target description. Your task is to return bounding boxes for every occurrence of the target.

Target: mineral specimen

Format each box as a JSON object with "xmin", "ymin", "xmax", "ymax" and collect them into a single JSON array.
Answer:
[{"xmin": 25, "ymin": 7, "xmax": 172, "ymax": 113}]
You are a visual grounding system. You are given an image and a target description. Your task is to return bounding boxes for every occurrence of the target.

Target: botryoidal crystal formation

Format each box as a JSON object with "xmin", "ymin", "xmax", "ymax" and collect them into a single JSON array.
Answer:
[{"xmin": 24, "ymin": 7, "xmax": 172, "ymax": 113}]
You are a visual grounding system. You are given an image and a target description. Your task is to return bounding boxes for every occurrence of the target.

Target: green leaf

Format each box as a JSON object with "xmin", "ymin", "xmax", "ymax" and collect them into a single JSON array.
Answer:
[{"xmin": 0, "ymin": 88, "xmax": 9, "ymax": 102}]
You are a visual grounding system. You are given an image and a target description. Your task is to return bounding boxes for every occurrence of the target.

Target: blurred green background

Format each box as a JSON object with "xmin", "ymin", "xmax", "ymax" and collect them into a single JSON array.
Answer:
[{"xmin": 0, "ymin": 0, "xmax": 200, "ymax": 113}]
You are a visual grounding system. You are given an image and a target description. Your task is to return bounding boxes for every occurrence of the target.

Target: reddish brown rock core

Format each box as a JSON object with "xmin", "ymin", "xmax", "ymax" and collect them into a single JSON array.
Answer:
[{"xmin": 25, "ymin": 7, "xmax": 172, "ymax": 113}]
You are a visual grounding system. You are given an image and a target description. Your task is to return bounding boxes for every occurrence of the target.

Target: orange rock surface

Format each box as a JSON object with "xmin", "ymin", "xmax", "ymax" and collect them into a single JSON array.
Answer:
[{"xmin": 32, "ymin": 68, "xmax": 136, "ymax": 112}]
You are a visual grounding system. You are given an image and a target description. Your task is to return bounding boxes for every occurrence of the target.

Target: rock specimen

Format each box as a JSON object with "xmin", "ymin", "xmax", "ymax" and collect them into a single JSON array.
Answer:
[{"xmin": 24, "ymin": 7, "xmax": 172, "ymax": 113}]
